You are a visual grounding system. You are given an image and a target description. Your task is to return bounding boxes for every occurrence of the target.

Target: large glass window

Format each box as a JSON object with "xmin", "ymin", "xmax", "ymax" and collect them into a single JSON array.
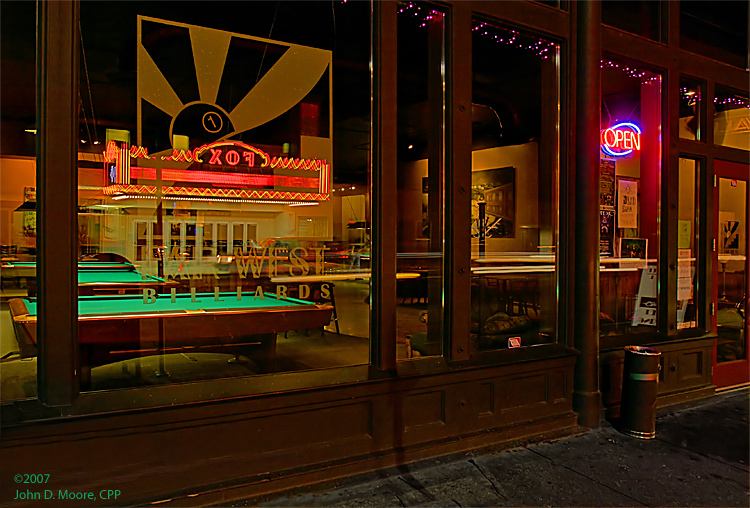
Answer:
[
  {"xmin": 677, "ymin": 158, "xmax": 700, "ymax": 330},
  {"xmin": 602, "ymin": 1, "xmax": 665, "ymax": 42},
  {"xmin": 396, "ymin": 3, "xmax": 446, "ymax": 360},
  {"xmin": 469, "ymin": 21, "xmax": 560, "ymax": 353},
  {"xmin": 680, "ymin": 1, "xmax": 749, "ymax": 70},
  {"xmin": 716, "ymin": 173, "xmax": 748, "ymax": 364},
  {"xmin": 713, "ymin": 86, "xmax": 750, "ymax": 151},
  {"xmin": 24, "ymin": 1, "xmax": 373, "ymax": 392},
  {"xmin": 599, "ymin": 59, "xmax": 662, "ymax": 338},
  {"xmin": 1, "ymin": 1, "xmax": 37, "ymax": 401},
  {"xmin": 679, "ymin": 77, "xmax": 703, "ymax": 142}
]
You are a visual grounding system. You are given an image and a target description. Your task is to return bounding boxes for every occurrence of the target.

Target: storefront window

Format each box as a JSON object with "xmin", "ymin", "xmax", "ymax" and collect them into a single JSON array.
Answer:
[
  {"xmin": 602, "ymin": 1, "xmax": 665, "ymax": 42},
  {"xmin": 470, "ymin": 21, "xmax": 560, "ymax": 353},
  {"xmin": 1, "ymin": 1, "xmax": 38, "ymax": 401},
  {"xmin": 396, "ymin": 3, "xmax": 446, "ymax": 360},
  {"xmin": 716, "ymin": 172, "xmax": 747, "ymax": 364},
  {"xmin": 679, "ymin": 78, "xmax": 702, "ymax": 141},
  {"xmin": 713, "ymin": 86, "xmax": 750, "ymax": 151},
  {"xmin": 38, "ymin": 1, "xmax": 374, "ymax": 392},
  {"xmin": 681, "ymin": 1, "xmax": 749, "ymax": 70},
  {"xmin": 599, "ymin": 59, "xmax": 662, "ymax": 338},
  {"xmin": 677, "ymin": 158, "xmax": 700, "ymax": 330}
]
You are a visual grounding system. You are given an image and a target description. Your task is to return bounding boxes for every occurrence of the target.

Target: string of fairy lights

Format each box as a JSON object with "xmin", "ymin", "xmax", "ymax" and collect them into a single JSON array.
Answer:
[
  {"xmin": 600, "ymin": 59, "xmax": 661, "ymax": 87},
  {"xmin": 471, "ymin": 21, "xmax": 555, "ymax": 59},
  {"xmin": 713, "ymin": 95, "xmax": 750, "ymax": 109},
  {"xmin": 397, "ymin": 2, "xmax": 444, "ymax": 27},
  {"xmin": 679, "ymin": 86, "xmax": 749, "ymax": 109},
  {"xmin": 345, "ymin": 2, "xmax": 748, "ymax": 109}
]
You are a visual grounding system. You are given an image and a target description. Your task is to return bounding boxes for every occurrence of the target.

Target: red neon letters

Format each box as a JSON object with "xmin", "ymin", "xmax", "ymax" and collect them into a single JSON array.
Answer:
[{"xmin": 600, "ymin": 122, "xmax": 642, "ymax": 157}]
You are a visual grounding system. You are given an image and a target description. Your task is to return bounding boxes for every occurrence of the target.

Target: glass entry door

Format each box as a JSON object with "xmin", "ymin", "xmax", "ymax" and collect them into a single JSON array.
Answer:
[{"xmin": 713, "ymin": 160, "xmax": 749, "ymax": 388}]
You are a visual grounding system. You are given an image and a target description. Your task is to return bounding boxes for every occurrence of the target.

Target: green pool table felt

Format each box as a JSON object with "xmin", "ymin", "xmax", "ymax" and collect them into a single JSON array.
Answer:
[{"xmin": 21, "ymin": 292, "xmax": 317, "ymax": 317}]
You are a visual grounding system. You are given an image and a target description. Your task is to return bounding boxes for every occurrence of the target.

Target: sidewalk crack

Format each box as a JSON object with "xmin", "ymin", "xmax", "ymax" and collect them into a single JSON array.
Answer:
[
  {"xmin": 398, "ymin": 474, "xmax": 436, "ymax": 502},
  {"xmin": 527, "ymin": 447, "xmax": 649, "ymax": 507},
  {"xmin": 468, "ymin": 458, "xmax": 507, "ymax": 501}
]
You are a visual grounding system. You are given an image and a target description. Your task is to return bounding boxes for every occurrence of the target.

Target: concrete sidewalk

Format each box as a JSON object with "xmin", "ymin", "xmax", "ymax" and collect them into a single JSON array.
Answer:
[{"xmin": 234, "ymin": 388, "xmax": 749, "ymax": 507}]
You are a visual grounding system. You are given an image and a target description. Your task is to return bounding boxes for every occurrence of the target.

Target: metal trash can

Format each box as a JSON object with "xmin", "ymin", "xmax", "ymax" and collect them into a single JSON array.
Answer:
[{"xmin": 619, "ymin": 345, "xmax": 661, "ymax": 439}]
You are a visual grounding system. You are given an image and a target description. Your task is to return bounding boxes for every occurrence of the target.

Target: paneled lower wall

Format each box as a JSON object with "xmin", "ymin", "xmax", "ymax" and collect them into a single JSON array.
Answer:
[
  {"xmin": 600, "ymin": 336, "xmax": 716, "ymax": 420},
  {"xmin": 0, "ymin": 354, "xmax": 577, "ymax": 507}
]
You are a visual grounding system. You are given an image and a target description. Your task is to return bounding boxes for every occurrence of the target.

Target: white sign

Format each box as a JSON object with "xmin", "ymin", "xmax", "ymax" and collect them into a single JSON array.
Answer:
[
  {"xmin": 618, "ymin": 179, "xmax": 638, "ymax": 228},
  {"xmin": 677, "ymin": 265, "xmax": 694, "ymax": 301},
  {"xmin": 632, "ymin": 265, "xmax": 657, "ymax": 327}
]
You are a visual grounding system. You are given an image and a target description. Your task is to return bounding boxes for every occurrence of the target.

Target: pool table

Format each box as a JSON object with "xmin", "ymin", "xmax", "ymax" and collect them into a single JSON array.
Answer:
[
  {"xmin": 1, "ymin": 261, "xmax": 176, "ymax": 295},
  {"xmin": 9, "ymin": 292, "xmax": 334, "ymax": 387}
]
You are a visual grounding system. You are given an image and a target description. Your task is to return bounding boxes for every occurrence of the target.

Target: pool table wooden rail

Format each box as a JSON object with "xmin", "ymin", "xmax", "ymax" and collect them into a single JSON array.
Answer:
[{"xmin": 8, "ymin": 297, "xmax": 334, "ymax": 387}]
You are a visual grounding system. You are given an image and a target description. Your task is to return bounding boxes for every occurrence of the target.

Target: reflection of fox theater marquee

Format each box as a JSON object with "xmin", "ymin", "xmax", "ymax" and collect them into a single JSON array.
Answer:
[
  {"xmin": 103, "ymin": 140, "xmax": 331, "ymax": 202},
  {"xmin": 136, "ymin": 16, "xmax": 332, "ymax": 151},
  {"xmin": 102, "ymin": 17, "xmax": 334, "ymax": 267}
]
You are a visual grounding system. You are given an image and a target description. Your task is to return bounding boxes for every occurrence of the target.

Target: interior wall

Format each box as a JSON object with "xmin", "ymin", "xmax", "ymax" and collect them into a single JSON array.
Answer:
[
  {"xmin": 472, "ymin": 142, "xmax": 539, "ymax": 252},
  {"xmin": 398, "ymin": 159, "xmax": 429, "ymax": 253}
]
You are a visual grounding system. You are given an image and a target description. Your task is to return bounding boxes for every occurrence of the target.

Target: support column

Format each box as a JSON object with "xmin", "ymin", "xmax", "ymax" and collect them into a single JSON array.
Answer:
[
  {"xmin": 572, "ymin": 0, "xmax": 602, "ymax": 428},
  {"xmin": 37, "ymin": 0, "xmax": 80, "ymax": 405},
  {"xmin": 371, "ymin": 1, "xmax": 398, "ymax": 370}
]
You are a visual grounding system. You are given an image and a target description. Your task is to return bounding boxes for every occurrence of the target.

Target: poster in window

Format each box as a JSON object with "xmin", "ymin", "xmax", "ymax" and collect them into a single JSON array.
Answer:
[
  {"xmin": 23, "ymin": 186, "xmax": 36, "ymax": 202},
  {"xmin": 600, "ymin": 210, "xmax": 615, "ymax": 256},
  {"xmin": 599, "ymin": 159, "xmax": 615, "ymax": 208},
  {"xmin": 22, "ymin": 211, "xmax": 36, "ymax": 238},
  {"xmin": 619, "ymin": 237, "xmax": 647, "ymax": 259},
  {"xmin": 470, "ymin": 167, "xmax": 515, "ymax": 239},
  {"xmin": 723, "ymin": 220, "xmax": 740, "ymax": 252},
  {"xmin": 678, "ymin": 220, "xmax": 692, "ymax": 249},
  {"xmin": 617, "ymin": 179, "xmax": 638, "ymax": 228}
]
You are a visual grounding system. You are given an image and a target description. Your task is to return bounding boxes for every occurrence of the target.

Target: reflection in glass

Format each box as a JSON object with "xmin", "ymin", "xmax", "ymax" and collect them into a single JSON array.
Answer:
[
  {"xmin": 603, "ymin": 1, "xmax": 664, "ymax": 42},
  {"xmin": 717, "ymin": 178, "xmax": 747, "ymax": 363},
  {"xmin": 470, "ymin": 21, "xmax": 559, "ymax": 352},
  {"xmin": 0, "ymin": 0, "xmax": 38, "ymax": 401},
  {"xmin": 25, "ymin": 1, "xmax": 373, "ymax": 392},
  {"xmin": 679, "ymin": 78, "xmax": 702, "ymax": 141},
  {"xmin": 396, "ymin": 2, "xmax": 446, "ymax": 360},
  {"xmin": 680, "ymin": 1, "xmax": 748, "ymax": 69},
  {"xmin": 677, "ymin": 159, "xmax": 699, "ymax": 330},
  {"xmin": 599, "ymin": 60, "xmax": 662, "ymax": 337},
  {"xmin": 713, "ymin": 87, "xmax": 750, "ymax": 151}
]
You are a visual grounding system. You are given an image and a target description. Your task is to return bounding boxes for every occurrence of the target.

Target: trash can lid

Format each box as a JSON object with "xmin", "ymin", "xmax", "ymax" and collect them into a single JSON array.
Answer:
[{"xmin": 625, "ymin": 345, "xmax": 661, "ymax": 356}]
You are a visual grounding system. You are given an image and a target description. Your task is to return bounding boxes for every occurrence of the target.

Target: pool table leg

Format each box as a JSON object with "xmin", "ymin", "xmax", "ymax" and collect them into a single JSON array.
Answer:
[
  {"xmin": 235, "ymin": 333, "xmax": 276, "ymax": 373},
  {"xmin": 79, "ymin": 345, "xmax": 92, "ymax": 391}
]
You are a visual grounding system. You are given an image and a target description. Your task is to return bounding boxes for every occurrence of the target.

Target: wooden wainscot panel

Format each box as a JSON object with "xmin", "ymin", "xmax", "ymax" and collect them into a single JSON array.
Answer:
[
  {"xmin": 498, "ymin": 368, "xmax": 571, "ymax": 422},
  {"xmin": 400, "ymin": 390, "xmax": 450, "ymax": 445},
  {"xmin": 475, "ymin": 382, "xmax": 495, "ymax": 418},
  {"xmin": 599, "ymin": 350, "xmax": 625, "ymax": 409},
  {"xmin": 501, "ymin": 374, "xmax": 548, "ymax": 410},
  {"xmin": 0, "ymin": 356, "xmax": 578, "ymax": 508},
  {"xmin": 0, "ymin": 400, "xmax": 377, "ymax": 508}
]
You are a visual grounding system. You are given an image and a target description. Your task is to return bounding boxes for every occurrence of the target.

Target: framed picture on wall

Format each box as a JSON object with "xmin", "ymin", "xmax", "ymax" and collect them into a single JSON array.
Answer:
[{"xmin": 470, "ymin": 166, "xmax": 515, "ymax": 239}]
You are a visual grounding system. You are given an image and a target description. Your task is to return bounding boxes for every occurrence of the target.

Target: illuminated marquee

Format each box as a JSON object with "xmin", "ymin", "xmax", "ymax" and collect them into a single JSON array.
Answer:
[
  {"xmin": 103, "ymin": 140, "xmax": 331, "ymax": 201},
  {"xmin": 600, "ymin": 122, "xmax": 641, "ymax": 157}
]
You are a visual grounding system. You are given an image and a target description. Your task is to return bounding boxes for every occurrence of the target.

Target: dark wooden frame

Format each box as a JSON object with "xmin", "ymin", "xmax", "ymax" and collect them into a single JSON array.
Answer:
[
  {"xmin": 2, "ymin": 0, "xmax": 748, "ymax": 503},
  {"xmin": 11, "ymin": 0, "xmax": 748, "ymax": 413},
  {"xmin": 36, "ymin": 0, "xmax": 79, "ymax": 405}
]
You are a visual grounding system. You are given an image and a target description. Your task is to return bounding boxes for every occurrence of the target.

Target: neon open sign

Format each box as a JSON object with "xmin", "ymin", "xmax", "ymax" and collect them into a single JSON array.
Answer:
[{"xmin": 600, "ymin": 122, "xmax": 641, "ymax": 157}]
